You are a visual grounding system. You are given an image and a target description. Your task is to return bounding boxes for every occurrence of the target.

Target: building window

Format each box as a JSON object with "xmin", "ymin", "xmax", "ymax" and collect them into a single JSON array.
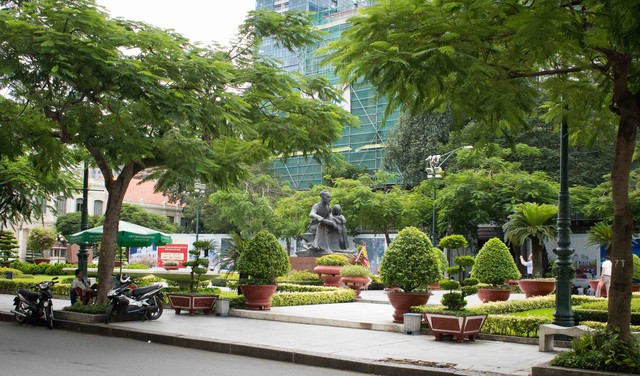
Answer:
[
  {"xmin": 94, "ymin": 200, "xmax": 103, "ymax": 215},
  {"xmin": 76, "ymin": 198, "xmax": 83, "ymax": 212},
  {"xmin": 56, "ymin": 197, "xmax": 66, "ymax": 215},
  {"xmin": 167, "ymin": 216, "xmax": 175, "ymax": 224}
]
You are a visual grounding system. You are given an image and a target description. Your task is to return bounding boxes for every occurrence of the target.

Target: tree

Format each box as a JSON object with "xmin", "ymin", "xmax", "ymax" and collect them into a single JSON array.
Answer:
[
  {"xmin": 503, "ymin": 203, "xmax": 558, "ymax": 278},
  {"xmin": 116, "ymin": 204, "xmax": 177, "ymax": 233},
  {"xmin": 586, "ymin": 223, "xmax": 613, "ymax": 257},
  {"xmin": 1, "ymin": 1, "xmax": 355, "ymax": 303},
  {"xmin": 0, "ymin": 230, "xmax": 19, "ymax": 263},
  {"xmin": 326, "ymin": 0, "xmax": 640, "ymax": 337},
  {"xmin": 55, "ymin": 212, "xmax": 100, "ymax": 237}
]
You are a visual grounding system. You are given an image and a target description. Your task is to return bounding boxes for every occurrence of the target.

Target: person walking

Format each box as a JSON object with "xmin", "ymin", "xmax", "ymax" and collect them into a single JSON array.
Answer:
[{"xmin": 595, "ymin": 256, "xmax": 612, "ymax": 298}]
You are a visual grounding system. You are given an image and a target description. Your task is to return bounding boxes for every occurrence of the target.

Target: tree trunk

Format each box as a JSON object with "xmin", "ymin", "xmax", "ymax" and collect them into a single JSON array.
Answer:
[
  {"xmin": 607, "ymin": 52, "xmax": 640, "ymax": 340},
  {"xmin": 95, "ymin": 167, "xmax": 136, "ymax": 304},
  {"xmin": 531, "ymin": 237, "xmax": 544, "ymax": 279},
  {"xmin": 384, "ymin": 227, "xmax": 391, "ymax": 246}
]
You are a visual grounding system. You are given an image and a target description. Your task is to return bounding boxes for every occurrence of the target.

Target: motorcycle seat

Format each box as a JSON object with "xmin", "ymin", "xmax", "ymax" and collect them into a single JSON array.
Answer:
[
  {"xmin": 18, "ymin": 289, "xmax": 40, "ymax": 301},
  {"xmin": 131, "ymin": 285, "xmax": 160, "ymax": 296}
]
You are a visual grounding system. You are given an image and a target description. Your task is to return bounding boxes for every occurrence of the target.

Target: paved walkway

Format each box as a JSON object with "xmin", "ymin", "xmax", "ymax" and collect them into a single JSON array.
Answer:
[{"xmin": 0, "ymin": 291, "xmax": 556, "ymax": 376}]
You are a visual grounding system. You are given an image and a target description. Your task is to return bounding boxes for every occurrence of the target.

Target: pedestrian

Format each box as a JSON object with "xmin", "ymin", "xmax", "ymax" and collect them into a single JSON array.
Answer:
[
  {"xmin": 576, "ymin": 286, "xmax": 584, "ymax": 295},
  {"xmin": 519, "ymin": 254, "xmax": 533, "ymax": 278},
  {"xmin": 586, "ymin": 286, "xmax": 595, "ymax": 296},
  {"xmin": 595, "ymin": 255, "xmax": 612, "ymax": 298}
]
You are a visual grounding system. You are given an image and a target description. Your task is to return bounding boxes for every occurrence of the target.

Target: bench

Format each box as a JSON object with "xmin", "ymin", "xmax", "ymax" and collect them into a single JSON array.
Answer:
[{"xmin": 538, "ymin": 324, "xmax": 593, "ymax": 352}]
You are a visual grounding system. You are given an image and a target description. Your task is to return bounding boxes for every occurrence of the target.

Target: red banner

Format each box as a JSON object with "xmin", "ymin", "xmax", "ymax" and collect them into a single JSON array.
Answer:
[{"xmin": 157, "ymin": 244, "xmax": 188, "ymax": 267}]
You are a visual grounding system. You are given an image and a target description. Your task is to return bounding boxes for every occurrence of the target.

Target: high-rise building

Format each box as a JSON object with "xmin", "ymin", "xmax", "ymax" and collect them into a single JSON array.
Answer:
[{"xmin": 257, "ymin": 0, "xmax": 400, "ymax": 189}]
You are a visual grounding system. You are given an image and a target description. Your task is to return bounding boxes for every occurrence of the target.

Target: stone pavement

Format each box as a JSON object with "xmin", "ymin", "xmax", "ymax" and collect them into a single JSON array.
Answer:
[{"xmin": 0, "ymin": 291, "xmax": 558, "ymax": 376}]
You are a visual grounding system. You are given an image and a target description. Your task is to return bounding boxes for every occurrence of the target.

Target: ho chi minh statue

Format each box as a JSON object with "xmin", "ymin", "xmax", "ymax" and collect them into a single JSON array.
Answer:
[{"xmin": 297, "ymin": 189, "xmax": 351, "ymax": 257}]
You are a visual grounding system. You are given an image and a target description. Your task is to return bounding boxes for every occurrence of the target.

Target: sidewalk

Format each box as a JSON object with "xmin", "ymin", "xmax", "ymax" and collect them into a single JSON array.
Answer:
[{"xmin": 0, "ymin": 291, "xmax": 556, "ymax": 376}]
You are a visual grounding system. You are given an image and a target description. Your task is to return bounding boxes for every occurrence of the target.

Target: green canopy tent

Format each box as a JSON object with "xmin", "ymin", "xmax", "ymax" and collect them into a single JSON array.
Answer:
[{"xmin": 68, "ymin": 221, "xmax": 172, "ymax": 275}]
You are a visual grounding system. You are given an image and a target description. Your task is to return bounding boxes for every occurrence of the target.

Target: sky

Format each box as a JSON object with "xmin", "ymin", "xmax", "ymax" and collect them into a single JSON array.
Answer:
[{"xmin": 96, "ymin": 0, "xmax": 256, "ymax": 46}]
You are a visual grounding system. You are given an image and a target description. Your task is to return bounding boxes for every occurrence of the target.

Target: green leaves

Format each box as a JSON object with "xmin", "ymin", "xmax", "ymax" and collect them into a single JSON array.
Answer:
[
  {"xmin": 471, "ymin": 238, "xmax": 521, "ymax": 286},
  {"xmin": 237, "ymin": 230, "xmax": 290, "ymax": 281}
]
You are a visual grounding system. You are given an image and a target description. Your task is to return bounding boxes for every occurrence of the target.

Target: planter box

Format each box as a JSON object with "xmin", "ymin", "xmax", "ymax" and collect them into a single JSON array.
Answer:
[
  {"xmin": 424, "ymin": 312, "xmax": 487, "ymax": 342},
  {"xmin": 54, "ymin": 310, "xmax": 104, "ymax": 324},
  {"xmin": 532, "ymin": 363, "xmax": 629, "ymax": 376},
  {"xmin": 167, "ymin": 294, "xmax": 218, "ymax": 315}
]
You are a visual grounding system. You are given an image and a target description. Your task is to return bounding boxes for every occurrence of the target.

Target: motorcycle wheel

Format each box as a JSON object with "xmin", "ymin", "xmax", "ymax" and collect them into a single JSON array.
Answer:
[
  {"xmin": 14, "ymin": 301, "xmax": 27, "ymax": 325},
  {"xmin": 45, "ymin": 303, "xmax": 54, "ymax": 330},
  {"xmin": 146, "ymin": 295, "xmax": 164, "ymax": 320},
  {"xmin": 104, "ymin": 302, "xmax": 116, "ymax": 324}
]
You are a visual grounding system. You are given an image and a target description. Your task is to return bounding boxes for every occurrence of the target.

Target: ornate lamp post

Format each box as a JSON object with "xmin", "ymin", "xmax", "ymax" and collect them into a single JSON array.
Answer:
[
  {"xmin": 194, "ymin": 180, "xmax": 206, "ymax": 242},
  {"xmin": 425, "ymin": 145, "xmax": 473, "ymax": 246},
  {"xmin": 553, "ymin": 115, "xmax": 575, "ymax": 327}
]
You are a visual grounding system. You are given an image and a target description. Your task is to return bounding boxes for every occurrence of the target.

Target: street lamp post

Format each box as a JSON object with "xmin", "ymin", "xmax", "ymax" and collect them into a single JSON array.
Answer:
[
  {"xmin": 194, "ymin": 181, "xmax": 206, "ymax": 242},
  {"xmin": 425, "ymin": 145, "xmax": 473, "ymax": 246}
]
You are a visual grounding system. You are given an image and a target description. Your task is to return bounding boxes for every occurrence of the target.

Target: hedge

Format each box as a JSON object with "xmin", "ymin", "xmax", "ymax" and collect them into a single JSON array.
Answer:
[
  {"xmin": 9, "ymin": 261, "xmax": 71, "ymax": 275},
  {"xmin": 276, "ymin": 283, "xmax": 339, "ymax": 292},
  {"xmin": 481, "ymin": 315, "xmax": 552, "ymax": 338},
  {"xmin": 581, "ymin": 321, "xmax": 640, "ymax": 332},
  {"xmin": 0, "ymin": 279, "xmax": 71, "ymax": 296},
  {"xmin": 0, "ymin": 267, "xmax": 24, "ymax": 278},
  {"xmin": 230, "ymin": 289, "xmax": 356, "ymax": 308},
  {"xmin": 574, "ymin": 308, "xmax": 640, "ymax": 325}
]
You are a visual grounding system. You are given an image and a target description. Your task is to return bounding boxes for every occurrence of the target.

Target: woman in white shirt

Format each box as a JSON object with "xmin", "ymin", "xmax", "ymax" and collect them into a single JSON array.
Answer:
[
  {"xmin": 596, "ymin": 256, "xmax": 612, "ymax": 298},
  {"xmin": 519, "ymin": 254, "xmax": 533, "ymax": 278}
]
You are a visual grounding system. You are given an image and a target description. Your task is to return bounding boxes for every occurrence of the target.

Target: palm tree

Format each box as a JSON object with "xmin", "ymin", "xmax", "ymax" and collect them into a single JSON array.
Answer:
[
  {"xmin": 585, "ymin": 222, "xmax": 612, "ymax": 257},
  {"xmin": 503, "ymin": 202, "xmax": 558, "ymax": 278}
]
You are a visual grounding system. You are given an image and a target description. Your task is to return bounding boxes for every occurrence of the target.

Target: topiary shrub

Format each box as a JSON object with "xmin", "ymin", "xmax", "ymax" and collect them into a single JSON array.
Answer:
[
  {"xmin": 237, "ymin": 230, "xmax": 290, "ymax": 284},
  {"xmin": 471, "ymin": 238, "xmax": 521, "ymax": 286},
  {"xmin": 316, "ymin": 254, "xmax": 350, "ymax": 266},
  {"xmin": 438, "ymin": 255, "xmax": 478, "ymax": 312},
  {"xmin": 433, "ymin": 247, "xmax": 448, "ymax": 277},
  {"xmin": 438, "ymin": 235, "xmax": 468, "ymax": 250},
  {"xmin": 340, "ymin": 264, "xmax": 371, "ymax": 278},
  {"xmin": 633, "ymin": 254, "xmax": 640, "ymax": 280},
  {"xmin": 379, "ymin": 226, "xmax": 440, "ymax": 292},
  {"xmin": 0, "ymin": 230, "xmax": 19, "ymax": 264}
]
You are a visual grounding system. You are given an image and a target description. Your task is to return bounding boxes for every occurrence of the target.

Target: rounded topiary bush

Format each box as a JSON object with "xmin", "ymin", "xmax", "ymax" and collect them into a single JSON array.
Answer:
[
  {"xmin": 438, "ymin": 234, "xmax": 468, "ymax": 250},
  {"xmin": 471, "ymin": 238, "xmax": 521, "ymax": 286},
  {"xmin": 379, "ymin": 226, "xmax": 440, "ymax": 292},
  {"xmin": 237, "ymin": 231, "xmax": 290, "ymax": 282},
  {"xmin": 633, "ymin": 254, "xmax": 640, "ymax": 280},
  {"xmin": 316, "ymin": 254, "xmax": 350, "ymax": 266},
  {"xmin": 433, "ymin": 247, "xmax": 448, "ymax": 277},
  {"xmin": 340, "ymin": 264, "xmax": 371, "ymax": 278}
]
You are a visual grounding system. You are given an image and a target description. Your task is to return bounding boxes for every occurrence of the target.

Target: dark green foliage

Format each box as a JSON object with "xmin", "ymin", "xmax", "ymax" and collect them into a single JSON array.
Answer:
[
  {"xmin": 316, "ymin": 254, "xmax": 350, "ymax": 266},
  {"xmin": 379, "ymin": 227, "xmax": 440, "ymax": 292},
  {"xmin": 550, "ymin": 330, "xmax": 640, "ymax": 374},
  {"xmin": 438, "ymin": 255, "xmax": 478, "ymax": 312},
  {"xmin": 182, "ymin": 241, "xmax": 215, "ymax": 293},
  {"xmin": 433, "ymin": 248, "xmax": 448, "ymax": 277},
  {"xmin": 237, "ymin": 231, "xmax": 290, "ymax": 283},
  {"xmin": 9, "ymin": 261, "xmax": 64, "ymax": 275},
  {"xmin": 438, "ymin": 235, "xmax": 468, "ymax": 250},
  {"xmin": 633, "ymin": 254, "xmax": 640, "ymax": 280},
  {"xmin": 471, "ymin": 238, "xmax": 521, "ymax": 286},
  {"xmin": 481, "ymin": 316, "xmax": 552, "ymax": 338},
  {"xmin": 0, "ymin": 230, "xmax": 19, "ymax": 262},
  {"xmin": 26, "ymin": 227, "xmax": 56, "ymax": 257},
  {"xmin": 111, "ymin": 204, "xmax": 177, "ymax": 233},
  {"xmin": 55, "ymin": 212, "xmax": 99, "ymax": 237}
]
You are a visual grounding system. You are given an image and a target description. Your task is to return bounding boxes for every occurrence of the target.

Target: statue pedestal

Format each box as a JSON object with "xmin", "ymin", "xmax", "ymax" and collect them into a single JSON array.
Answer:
[{"xmin": 289, "ymin": 257, "xmax": 318, "ymax": 272}]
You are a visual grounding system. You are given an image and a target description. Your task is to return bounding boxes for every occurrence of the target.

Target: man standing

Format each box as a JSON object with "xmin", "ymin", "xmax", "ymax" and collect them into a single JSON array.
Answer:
[{"xmin": 596, "ymin": 256, "xmax": 612, "ymax": 298}]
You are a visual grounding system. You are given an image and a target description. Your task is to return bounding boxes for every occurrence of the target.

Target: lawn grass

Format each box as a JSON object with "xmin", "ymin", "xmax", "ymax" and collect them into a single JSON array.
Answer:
[{"xmin": 507, "ymin": 307, "xmax": 554, "ymax": 319}]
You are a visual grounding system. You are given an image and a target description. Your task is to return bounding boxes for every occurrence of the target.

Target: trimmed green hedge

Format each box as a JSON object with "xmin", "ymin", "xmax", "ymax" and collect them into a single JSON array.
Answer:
[
  {"xmin": 230, "ymin": 289, "xmax": 356, "ymax": 308},
  {"xmin": 9, "ymin": 261, "xmax": 71, "ymax": 275},
  {"xmin": 574, "ymin": 309, "xmax": 640, "ymax": 325},
  {"xmin": 414, "ymin": 295, "xmax": 600, "ymax": 315},
  {"xmin": 0, "ymin": 279, "xmax": 71, "ymax": 296},
  {"xmin": 481, "ymin": 315, "xmax": 552, "ymax": 338},
  {"xmin": 276, "ymin": 283, "xmax": 339, "ymax": 292},
  {"xmin": 581, "ymin": 321, "xmax": 640, "ymax": 332}
]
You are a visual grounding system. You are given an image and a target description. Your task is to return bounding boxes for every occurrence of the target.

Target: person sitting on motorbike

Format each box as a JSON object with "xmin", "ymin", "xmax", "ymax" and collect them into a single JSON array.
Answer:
[{"xmin": 70, "ymin": 269, "xmax": 96, "ymax": 305}]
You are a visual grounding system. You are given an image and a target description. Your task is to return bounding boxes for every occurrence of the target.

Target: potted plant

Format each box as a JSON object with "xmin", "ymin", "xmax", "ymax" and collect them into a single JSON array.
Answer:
[
  {"xmin": 27, "ymin": 227, "xmax": 56, "ymax": 264},
  {"xmin": 379, "ymin": 227, "xmax": 441, "ymax": 323},
  {"xmin": 163, "ymin": 260, "xmax": 179, "ymax": 271},
  {"xmin": 237, "ymin": 230, "xmax": 290, "ymax": 310},
  {"xmin": 503, "ymin": 202, "xmax": 558, "ymax": 298},
  {"xmin": 0, "ymin": 230, "xmax": 19, "ymax": 267},
  {"xmin": 423, "ymin": 255, "xmax": 487, "ymax": 342},
  {"xmin": 471, "ymin": 237, "xmax": 521, "ymax": 303},
  {"xmin": 633, "ymin": 254, "xmax": 640, "ymax": 292},
  {"xmin": 314, "ymin": 254, "xmax": 350, "ymax": 287},
  {"xmin": 166, "ymin": 240, "xmax": 218, "ymax": 315},
  {"xmin": 339, "ymin": 264, "xmax": 371, "ymax": 299},
  {"xmin": 436, "ymin": 234, "xmax": 468, "ymax": 288}
]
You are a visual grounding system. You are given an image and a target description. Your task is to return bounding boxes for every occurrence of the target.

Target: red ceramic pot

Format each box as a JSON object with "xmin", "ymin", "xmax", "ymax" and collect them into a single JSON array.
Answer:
[
  {"xmin": 314, "ymin": 265, "xmax": 343, "ymax": 287},
  {"xmin": 517, "ymin": 280, "xmax": 556, "ymax": 298},
  {"xmin": 386, "ymin": 290, "xmax": 431, "ymax": 323},
  {"xmin": 340, "ymin": 276, "xmax": 371, "ymax": 299},
  {"xmin": 477, "ymin": 288, "xmax": 511, "ymax": 303},
  {"xmin": 424, "ymin": 312, "xmax": 488, "ymax": 343},
  {"xmin": 588, "ymin": 279, "xmax": 607, "ymax": 298},
  {"xmin": 241, "ymin": 284, "xmax": 277, "ymax": 310}
]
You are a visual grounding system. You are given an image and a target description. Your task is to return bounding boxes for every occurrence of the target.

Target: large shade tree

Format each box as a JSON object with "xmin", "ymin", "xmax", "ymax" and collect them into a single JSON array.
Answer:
[
  {"xmin": 1, "ymin": 0, "xmax": 356, "ymax": 302},
  {"xmin": 327, "ymin": 0, "xmax": 640, "ymax": 338}
]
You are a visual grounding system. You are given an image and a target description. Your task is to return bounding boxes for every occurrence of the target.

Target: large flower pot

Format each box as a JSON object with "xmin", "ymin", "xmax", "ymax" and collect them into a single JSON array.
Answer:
[
  {"xmin": 34, "ymin": 258, "xmax": 50, "ymax": 265},
  {"xmin": 424, "ymin": 312, "xmax": 488, "ymax": 343},
  {"xmin": 477, "ymin": 288, "xmax": 511, "ymax": 303},
  {"xmin": 241, "ymin": 284, "xmax": 277, "ymax": 310},
  {"xmin": 167, "ymin": 293, "xmax": 218, "ymax": 315},
  {"xmin": 340, "ymin": 276, "xmax": 371, "ymax": 299},
  {"xmin": 163, "ymin": 265, "xmax": 179, "ymax": 271},
  {"xmin": 518, "ymin": 279, "xmax": 556, "ymax": 298},
  {"xmin": 386, "ymin": 291, "xmax": 431, "ymax": 323},
  {"xmin": 314, "ymin": 265, "xmax": 342, "ymax": 287},
  {"xmin": 632, "ymin": 283, "xmax": 640, "ymax": 293},
  {"xmin": 588, "ymin": 279, "xmax": 607, "ymax": 298}
]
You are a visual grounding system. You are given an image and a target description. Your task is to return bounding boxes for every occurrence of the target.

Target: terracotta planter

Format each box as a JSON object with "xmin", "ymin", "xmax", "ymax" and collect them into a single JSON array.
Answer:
[
  {"xmin": 477, "ymin": 288, "xmax": 511, "ymax": 303},
  {"xmin": 588, "ymin": 279, "xmax": 607, "ymax": 298},
  {"xmin": 167, "ymin": 293, "xmax": 218, "ymax": 315},
  {"xmin": 386, "ymin": 290, "xmax": 431, "ymax": 323},
  {"xmin": 34, "ymin": 258, "xmax": 51, "ymax": 265},
  {"xmin": 340, "ymin": 276, "xmax": 371, "ymax": 299},
  {"xmin": 424, "ymin": 312, "xmax": 488, "ymax": 342},
  {"xmin": 518, "ymin": 280, "xmax": 556, "ymax": 298},
  {"xmin": 114, "ymin": 261, "xmax": 122, "ymax": 267},
  {"xmin": 163, "ymin": 265, "xmax": 179, "ymax": 271},
  {"xmin": 427, "ymin": 283, "xmax": 441, "ymax": 291},
  {"xmin": 241, "ymin": 284, "xmax": 277, "ymax": 310},
  {"xmin": 632, "ymin": 283, "xmax": 640, "ymax": 293},
  {"xmin": 314, "ymin": 265, "xmax": 343, "ymax": 287}
]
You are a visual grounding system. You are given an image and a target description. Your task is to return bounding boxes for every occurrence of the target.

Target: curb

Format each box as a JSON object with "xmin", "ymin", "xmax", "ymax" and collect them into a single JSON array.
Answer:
[{"xmin": 0, "ymin": 310, "xmax": 501, "ymax": 376}]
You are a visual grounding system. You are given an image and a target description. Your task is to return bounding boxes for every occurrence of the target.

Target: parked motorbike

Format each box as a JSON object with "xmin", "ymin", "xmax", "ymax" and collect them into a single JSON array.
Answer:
[
  {"xmin": 12, "ymin": 277, "xmax": 59, "ymax": 329},
  {"xmin": 104, "ymin": 275, "xmax": 164, "ymax": 324}
]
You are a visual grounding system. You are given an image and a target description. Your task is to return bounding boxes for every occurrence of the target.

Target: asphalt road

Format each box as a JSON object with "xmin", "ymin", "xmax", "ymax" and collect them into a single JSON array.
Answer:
[{"xmin": 0, "ymin": 321, "xmax": 368, "ymax": 376}]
